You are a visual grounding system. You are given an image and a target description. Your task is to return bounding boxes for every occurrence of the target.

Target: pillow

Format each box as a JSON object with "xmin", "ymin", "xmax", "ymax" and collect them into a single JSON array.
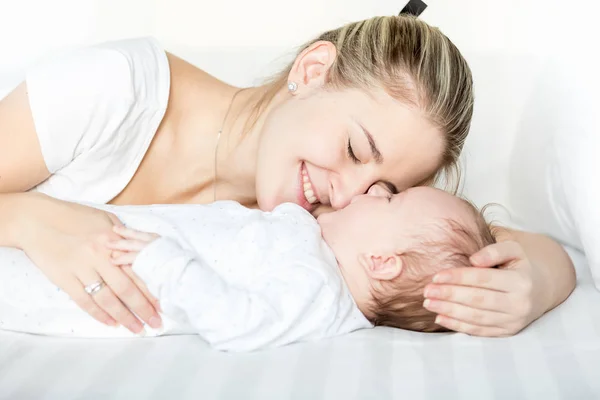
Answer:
[
  {"xmin": 549, "ymin": 63, "xmax": 600, "ymax": 289},
  {"xmin": 489, "ymin": 55, "xmax": 599, "ymax": 289}
]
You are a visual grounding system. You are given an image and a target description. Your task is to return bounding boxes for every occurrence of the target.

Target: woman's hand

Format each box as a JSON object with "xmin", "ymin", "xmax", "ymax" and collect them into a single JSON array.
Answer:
[
  {"xmin": 16, "ymin": 193, "xmax": 162, "ymax": 333},
  {"xmin": 422, "ymin": 230, "xmax": 576, "ymax": 337}
]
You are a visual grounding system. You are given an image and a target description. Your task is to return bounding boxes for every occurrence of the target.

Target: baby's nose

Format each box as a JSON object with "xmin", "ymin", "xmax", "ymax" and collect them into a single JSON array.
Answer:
[{"xmin": 366, "ymin": 184, "xmax": 391, "ymax": 197}]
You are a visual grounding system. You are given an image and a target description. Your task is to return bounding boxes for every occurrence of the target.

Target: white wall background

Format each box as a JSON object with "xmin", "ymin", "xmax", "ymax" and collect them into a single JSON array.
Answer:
[{"xmin": 1, "ymin": 0, "xmax": 598, "ymax": 237}]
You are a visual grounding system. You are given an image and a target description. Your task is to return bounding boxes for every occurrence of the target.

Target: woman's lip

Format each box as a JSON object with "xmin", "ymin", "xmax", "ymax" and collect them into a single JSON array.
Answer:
[
  {"xmin": 302, "ymin": 163, "xmax": 321, "ymax": 204},
  {"xmin": 297, "ymin": 164, "xmax": 313, "ymax": 211},
  {"xmin": 296, "ymin": 162, "xmax": 318, "ymax": 212}
]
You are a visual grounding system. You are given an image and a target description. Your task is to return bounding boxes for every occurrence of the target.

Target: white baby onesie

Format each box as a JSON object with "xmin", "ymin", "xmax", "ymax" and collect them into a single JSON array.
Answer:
[{"xmin": 0, "ymin": 201, "xmax": 372, "ymax": 351}]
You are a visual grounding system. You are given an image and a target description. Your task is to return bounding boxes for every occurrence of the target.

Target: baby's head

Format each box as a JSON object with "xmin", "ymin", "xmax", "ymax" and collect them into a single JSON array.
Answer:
[{"xmin": 317, "ymin": 186, "xmax": 495, "ymax": 332}]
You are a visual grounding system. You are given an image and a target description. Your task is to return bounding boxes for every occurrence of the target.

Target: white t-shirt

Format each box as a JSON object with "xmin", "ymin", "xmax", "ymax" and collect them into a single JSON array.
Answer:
[
  {"xmin": 0, "ymin": 201, "xmax": 372, "ymax": 352},
  {"xmin": 26, "ymin": 37, "xmax": 170, "ymax": 203}
]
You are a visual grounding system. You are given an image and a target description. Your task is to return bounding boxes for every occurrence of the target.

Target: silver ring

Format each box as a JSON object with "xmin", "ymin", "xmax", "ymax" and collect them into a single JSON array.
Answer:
[{"xmin": 84, "ymin": 280, "xmax": 106, "ymax": 295}]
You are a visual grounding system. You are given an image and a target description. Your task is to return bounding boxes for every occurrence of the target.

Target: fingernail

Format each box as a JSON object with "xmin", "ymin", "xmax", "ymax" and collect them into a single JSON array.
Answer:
[
  {"xmin": 423, "ymin": 299, "xmax": 431, "ymax": 309},
  {"xmin": 435, "ymin": 316, "xmax": 441, "ymax": 325},
  {"xmin": 433, "ymin": 274, "xmax": 449, "ymax": 283},
  {"xmin": 470, "ymin": 254, "xmax": 484, "ymax": 265},
  {"xmin": 149, "ymin": 316, "xmax": 162, "ymax": 329},
  {"xmin": 129, "ymin": 322, "xmax": 144, "ymax": 334},
  {"xmin": 425, "ymin": 287, "xmax": 440, "ymax": 298}
]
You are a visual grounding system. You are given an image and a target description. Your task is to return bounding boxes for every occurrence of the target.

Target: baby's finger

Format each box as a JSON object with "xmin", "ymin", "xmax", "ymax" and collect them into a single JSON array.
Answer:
[
  {"xmin": 431, "ymin": 267, "xmax": 518, "ymax": 293},
  {"xmin": 107, "ymin": 239, "xmax": 147, "ymax": 252},
  {"xmin": 113, "ymin": 225, "xmax": 159, "ymax": 242},
  {"xmin": 111, "ymin": 251, "xmax": 139, "ymax": 266},
  {"xmin": 434, "ymin": 315, "xmax": 510, "ymax": 337},
  {"xmin": 110, "ymin": 250, "xmax": 126, "ymax": 259},
  {"xmin": 107, "ymin": 213, "xmax": 125, "ymax": 228},
  {"xmin": 424, "ymin": 283, "xmax": 513, "ymax": 313},
  {"xmin": 424, "ymin": 299, "xmax": 510, "ymax": 327}
]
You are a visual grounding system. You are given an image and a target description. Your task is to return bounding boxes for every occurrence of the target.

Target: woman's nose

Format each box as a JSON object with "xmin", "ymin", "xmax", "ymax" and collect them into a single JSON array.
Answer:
[
  {"xmin": 329, "ymin": 182, "xmax": 359, "ymax": 210},
  {"xmin": 329, "ymin": 177, "xmax": 372, "ymax": 210}
]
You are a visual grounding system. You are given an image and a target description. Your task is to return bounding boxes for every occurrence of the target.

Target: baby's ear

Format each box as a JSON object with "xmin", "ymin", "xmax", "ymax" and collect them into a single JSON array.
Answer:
[{"xmin": 358, "ymin": 253, "xmax": 403, "ymax": 281}]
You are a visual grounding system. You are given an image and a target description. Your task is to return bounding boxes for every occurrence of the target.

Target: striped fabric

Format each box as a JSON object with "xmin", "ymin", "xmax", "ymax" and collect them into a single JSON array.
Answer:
[{"xmin": 1, "ymin": 247, "xmax": 599, "ymax": 400}]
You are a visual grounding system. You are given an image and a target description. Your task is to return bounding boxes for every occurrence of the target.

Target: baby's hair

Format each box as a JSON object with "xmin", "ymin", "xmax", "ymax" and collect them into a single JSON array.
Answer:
[{"xmin": 367, "ymin": 200, "xmax": 496, "ymax": 332}]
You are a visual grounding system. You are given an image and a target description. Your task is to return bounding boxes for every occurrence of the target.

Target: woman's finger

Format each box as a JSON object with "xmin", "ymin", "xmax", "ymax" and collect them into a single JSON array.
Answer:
[
  {"xmin": 107, "ymin": 239, "xmax": 147, "ymax": 252},
  {"xmin": 63, "ymin": 276, "xmax": 118, "ymax": 327},
  {"xmin": 111, "ymin": 251, "xmax": 139, "ymax": 266},
  {"xmin": 96, "ymin": 261, "xmax": 162, "ymax": 330},
  {"xmin": 75, "ymin": 269, "xmax": 146, "ymax": 334},
  {"xmin": 121, "ymin": 265, "xmax": 161, "ymax": 312},
  {"xmin": 424, "ymin": 283, "xmax": 513, "ymax": 313},
  {"xmin": 113, "ymin": 225, "xmax": 158, "ymax": 242},
  {"xmin": 434, "ymin": 315, "xmax": 510, "ymax": 337},
  {"xmin": 432, "ymin": 267, "xmax": 519, "ymax": 292},
  {"xmin": 424, "ymin": 299, "xmax": 511, "ymax": 327},
  {"xmin": 470, "ymin": 240, "xmax": 525, "ymax": 268}
]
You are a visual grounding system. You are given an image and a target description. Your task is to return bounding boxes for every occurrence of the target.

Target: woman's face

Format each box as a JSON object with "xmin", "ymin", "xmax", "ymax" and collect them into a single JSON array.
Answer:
[
  {"xmin": 254, "ymin": 41, "xmax": 445, "ymax": 213},
  {"xmin": 255, "ymin": 86, "xmax": 444, "ymax": 213}
]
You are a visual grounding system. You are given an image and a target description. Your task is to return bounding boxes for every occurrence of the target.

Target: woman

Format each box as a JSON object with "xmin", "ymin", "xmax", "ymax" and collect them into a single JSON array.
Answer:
[{"xmin": 0, "ymin": 16, "xmax": 574, "ymax": 337}]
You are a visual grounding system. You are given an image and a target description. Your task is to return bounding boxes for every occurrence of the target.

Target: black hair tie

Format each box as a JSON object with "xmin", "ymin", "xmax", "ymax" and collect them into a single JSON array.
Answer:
[{"xmin": 399, "ymin": 0, "xmax": 428, "ymax": 17}]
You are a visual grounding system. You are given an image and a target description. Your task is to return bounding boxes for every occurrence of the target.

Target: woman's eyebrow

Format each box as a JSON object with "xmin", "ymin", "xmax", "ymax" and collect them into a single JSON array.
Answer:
[{"xmin": 359, "ymin": 123, "xmax": 383, "ymax": 164}]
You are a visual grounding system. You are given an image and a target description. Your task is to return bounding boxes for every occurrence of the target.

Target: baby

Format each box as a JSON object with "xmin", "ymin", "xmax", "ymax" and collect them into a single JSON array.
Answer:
[{"xmin": 0, "ymin": 187, "xmax": 494, "ymax": 351}]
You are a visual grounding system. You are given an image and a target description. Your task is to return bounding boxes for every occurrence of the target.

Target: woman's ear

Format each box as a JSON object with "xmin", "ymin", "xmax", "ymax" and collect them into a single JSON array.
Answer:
[
  {"xmin": 288, "ymin": 41, "xmax": 337, "ymax": 91},
  {"xmin": 358, "ymin": 253, "xmax": 403, "ymax": 281}
]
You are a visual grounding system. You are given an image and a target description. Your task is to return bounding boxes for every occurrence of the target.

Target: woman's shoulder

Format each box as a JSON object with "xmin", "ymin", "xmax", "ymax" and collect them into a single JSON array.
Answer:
[
  {"xmin": 94, "ymin": 37, "xmax": 170, "ymax": 97},
  {"xmin": 27, "ymin": 36, "xmax": 170, "ymax": 110},
  {"xmin": 26, "ymin": 37, "xmax": 172, "ymax": 203}
]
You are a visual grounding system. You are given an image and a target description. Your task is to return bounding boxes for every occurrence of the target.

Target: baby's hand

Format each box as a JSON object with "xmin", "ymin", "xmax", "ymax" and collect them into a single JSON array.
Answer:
[{"xmin": 107, "ymin": 226, "xmax": 160, "ymax": 267}]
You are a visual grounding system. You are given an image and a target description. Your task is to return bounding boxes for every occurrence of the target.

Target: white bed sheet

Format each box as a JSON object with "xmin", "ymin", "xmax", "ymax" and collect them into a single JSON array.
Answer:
[{"xmin": 1, "ymin": 247, "xmax": 599, "ymax": 400}]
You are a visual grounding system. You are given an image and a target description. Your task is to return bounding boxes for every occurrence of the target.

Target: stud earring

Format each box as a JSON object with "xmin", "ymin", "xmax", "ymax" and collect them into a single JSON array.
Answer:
[{"xmin": 287, "ymin": 81, "xmax": 298, "ymax": 93}]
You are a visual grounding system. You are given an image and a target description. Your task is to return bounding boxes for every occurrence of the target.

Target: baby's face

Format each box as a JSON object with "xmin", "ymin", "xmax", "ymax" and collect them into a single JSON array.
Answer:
[{"xmin": 317, "ymin": 187, "xmax": 475, "ymax": 302}]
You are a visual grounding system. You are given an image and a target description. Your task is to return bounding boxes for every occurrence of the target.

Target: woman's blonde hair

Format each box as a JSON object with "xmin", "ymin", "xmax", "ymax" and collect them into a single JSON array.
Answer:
[{"xmin": 252, "ymin": 15, "xmax": 473, "ymax": 192}]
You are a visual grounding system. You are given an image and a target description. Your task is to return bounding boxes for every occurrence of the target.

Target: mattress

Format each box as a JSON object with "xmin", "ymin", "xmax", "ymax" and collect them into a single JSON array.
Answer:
[{"xmin": 1, "ymin": 246, "xmax": 599, "ymax": 400}]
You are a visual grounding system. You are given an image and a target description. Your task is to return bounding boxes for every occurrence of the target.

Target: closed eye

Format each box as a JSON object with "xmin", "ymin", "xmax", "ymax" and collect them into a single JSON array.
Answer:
[
  {"xmin": 347, "ymin": 139, "xmax": 360, "ymax": 164},
  {"xmin": 380, "ymin": 181, "xmax": 398, "ymax": 195}
]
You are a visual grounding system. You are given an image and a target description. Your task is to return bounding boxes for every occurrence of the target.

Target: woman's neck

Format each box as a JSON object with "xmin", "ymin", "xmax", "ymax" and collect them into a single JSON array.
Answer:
[
  {"xmin": 163, "ymin": 52, "xmax": 289, "ymax": 206},
  {"xmin": 196, "ymin": 82, "xmax": 285, "ymax": 206}
]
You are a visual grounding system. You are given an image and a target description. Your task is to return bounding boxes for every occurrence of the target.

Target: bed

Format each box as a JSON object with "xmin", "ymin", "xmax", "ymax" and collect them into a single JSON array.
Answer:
[
  {"xmin": 2, "ymin": 2, "xmax": 600, "ymax": 399},
  {"xmin": 1, "ymin": 247, "xmax": 599, "ymax": 399}
]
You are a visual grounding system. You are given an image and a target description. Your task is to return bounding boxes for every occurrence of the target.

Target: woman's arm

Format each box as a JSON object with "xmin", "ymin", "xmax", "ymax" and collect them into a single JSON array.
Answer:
[
  {"xmin": 0, "ymin": 83, "xmax": 50, "ymax": 193},
  {"xmin": 0, "ymin": 83, "xmax": 162, "ymax": 333},
  {"xmin": 0, "ymin": 193, "xmax": 26, "ymax": 248},
  {"xmin": 500, "ymin": 228, "xmax": 576, "ymax": 311},
  {"xmin": 0, "ymin": 192, "xmax": 163, "ymax": 333},
  {"xmin": 422, "ymin": 228, "xmax": 576, "ymax": 336}
]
